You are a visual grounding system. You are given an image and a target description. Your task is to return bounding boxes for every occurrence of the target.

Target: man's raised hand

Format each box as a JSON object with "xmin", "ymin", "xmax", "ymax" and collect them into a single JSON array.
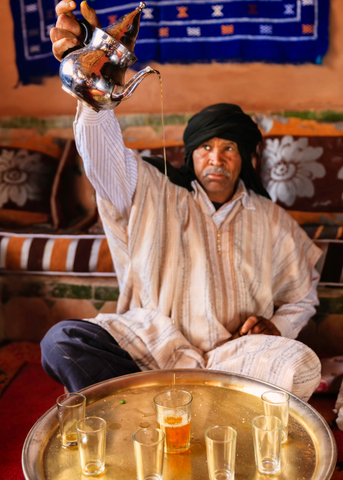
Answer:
[{"xmin": 51, "ymin": 1, "xmax": 101, "ymax": 61}]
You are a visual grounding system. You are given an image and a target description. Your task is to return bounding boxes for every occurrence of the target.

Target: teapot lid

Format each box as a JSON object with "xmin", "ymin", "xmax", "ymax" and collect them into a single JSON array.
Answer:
[{"xmin": 103, "ymin": 2, "xmax": 146, "ymax": 53}]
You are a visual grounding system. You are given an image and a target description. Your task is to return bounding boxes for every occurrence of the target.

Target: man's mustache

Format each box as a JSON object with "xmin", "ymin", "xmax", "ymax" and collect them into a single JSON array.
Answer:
[{"xmin": 203, "ymin": 167, "xmax": 231, "ymax": 178}]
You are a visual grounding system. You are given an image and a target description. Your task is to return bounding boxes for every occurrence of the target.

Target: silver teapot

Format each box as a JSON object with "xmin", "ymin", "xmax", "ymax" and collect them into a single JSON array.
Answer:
[{"xmin": 59, "ymin": 2, "xmax": 159, "ymax": 112}]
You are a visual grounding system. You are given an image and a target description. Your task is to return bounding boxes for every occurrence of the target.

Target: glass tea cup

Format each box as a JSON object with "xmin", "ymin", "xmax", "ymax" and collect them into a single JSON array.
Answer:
[
  {"xmin": 153, "ymin": 390, "xmax": 193, "ymax": 454},
  {"xmin": 56, "ymin": 393, "xmax": 86, "ymax": 448},
  {"xmin": 76, "ymin": 416, "xmax": 106, "ymax": 476},
  {"xmin": 261, "ymin": 390, "xmax": 290, "ymax": 444},
  {"xmin": 205, "ymin": 425, "xmax": 237, "ymax": 480},
  {"xmin": 133, "ymin": 427, "xmax": 165, "ymax": 480},
  {"xmin": 252, "ymin": 415, "xmax": 283, "ymax": 475}
]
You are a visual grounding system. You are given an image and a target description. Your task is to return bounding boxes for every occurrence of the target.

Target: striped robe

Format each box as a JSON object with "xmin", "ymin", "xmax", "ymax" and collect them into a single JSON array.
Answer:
[{"xmin": 84, "ymin": 156, "xmax": 322, "ymax": 401}]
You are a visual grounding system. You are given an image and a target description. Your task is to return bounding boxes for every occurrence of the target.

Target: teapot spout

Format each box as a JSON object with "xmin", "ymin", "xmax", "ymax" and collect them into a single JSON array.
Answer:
[{"xmin": 111, "ymin": 66, "xmax": 160, "ymax": 103}]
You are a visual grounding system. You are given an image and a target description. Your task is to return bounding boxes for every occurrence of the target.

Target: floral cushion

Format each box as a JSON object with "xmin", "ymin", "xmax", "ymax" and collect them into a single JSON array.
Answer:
[
  {"xmin": 0, "ymin": 147, "xmax": 58, "ymax": 226},
  {"xmin": 0, "ymin": 130, "xmax": 64, "ymax": 228},
  {"xmin": 0, "ymin": 132, "xmax": 96, "ymax": 231},
  {"xmin": 256, "ymin": 115, "xmax": 343, "ymax": 230},
  {"xmin": 261, "ymin": 135, "xmax": 343, "ymax": 213}
]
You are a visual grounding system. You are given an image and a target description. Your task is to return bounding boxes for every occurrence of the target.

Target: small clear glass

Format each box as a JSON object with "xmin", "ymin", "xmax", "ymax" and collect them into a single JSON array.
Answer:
[
  {"xmin": 76, "ymin": 416, "xmax": 106, "ymax": 476},
  {"xmin": 133, "ymin": 427, "xmax": 165, "ymax": 480},
  {"xmin": 205, "ymin": 425, "xmax": 237, "ymax": 480},
  {"xmin": 56, "ymin": 393, "xmax": 86, "ymax": 448},
  {"xmin": 153, "ymin": 390, "xmax": 193, "ymax": 454},
  {"xmin": 261, "ymin": 390, "xmax": 290, "ymax": 444},
  {"xmin": 252, "ymin": 415, "xmax": 282, "ymax": 475}
]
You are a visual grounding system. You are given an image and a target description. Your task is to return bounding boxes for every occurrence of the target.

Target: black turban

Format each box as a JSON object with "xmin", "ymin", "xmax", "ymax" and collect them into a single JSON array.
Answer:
[
  {"xmin": 183, "ymin": 103, "xmax": 270, "ymax": 198},
  {"xmin": 143, "ymin": 103, "xmax": 270, "ymax": 199}
]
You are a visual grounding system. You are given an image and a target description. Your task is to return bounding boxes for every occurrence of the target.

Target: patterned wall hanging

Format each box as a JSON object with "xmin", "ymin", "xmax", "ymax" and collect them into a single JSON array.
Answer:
[{"xmin": 10, "ymin": 0, "xmax": 330, "ymax": 85}]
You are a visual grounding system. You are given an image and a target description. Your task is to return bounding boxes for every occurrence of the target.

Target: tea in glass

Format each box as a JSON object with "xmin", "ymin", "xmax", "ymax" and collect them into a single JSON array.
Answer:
[{"xmin": 154, "ymin": 390, "xmax": 193, "ymax": 454}]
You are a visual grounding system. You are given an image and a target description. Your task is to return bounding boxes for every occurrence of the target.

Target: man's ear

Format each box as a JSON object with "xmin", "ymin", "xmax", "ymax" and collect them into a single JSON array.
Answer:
[
  {"xmin": 256, "ymin": 141, "xmax": 262, "ymax": 156},
  {"xmin": 251, "ymin": 153, "xmax": 257, "ymax": 170},
  {"xmin": 251, "ymin": 141, "xmax": 263, "ymax": 169}
]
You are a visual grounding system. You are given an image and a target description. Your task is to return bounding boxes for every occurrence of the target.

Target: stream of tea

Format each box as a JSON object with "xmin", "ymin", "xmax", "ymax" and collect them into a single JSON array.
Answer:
[
  {"xmin": 158, "ymin": 74, "xmax": 176, "ymax": 388},
  {"xmin": 158, "ymin": 74, "xmax": 167, "ymax": 177}
]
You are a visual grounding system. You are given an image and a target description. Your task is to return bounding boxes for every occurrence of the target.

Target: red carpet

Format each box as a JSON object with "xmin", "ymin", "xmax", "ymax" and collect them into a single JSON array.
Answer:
[
  {"xmin": 0, "ymin": 355, "xmax": 64, "ymax": 480},
  {"xmin": 0, "ymin": 342, "xmax": 42, "ymax": 397},
  {"xmin": 0, "ymin": 342, "xmax": 342, "ymax": 479}
]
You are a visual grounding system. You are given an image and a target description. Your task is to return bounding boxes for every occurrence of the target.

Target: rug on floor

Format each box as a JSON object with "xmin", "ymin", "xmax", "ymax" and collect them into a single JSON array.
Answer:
[
  {"xmin": 0, "ymin": 341, "xmax": 41, "ymax": 397},
  {"xmin": 0, "ymin": 345, "xmax": 64, "ymax": 480}
]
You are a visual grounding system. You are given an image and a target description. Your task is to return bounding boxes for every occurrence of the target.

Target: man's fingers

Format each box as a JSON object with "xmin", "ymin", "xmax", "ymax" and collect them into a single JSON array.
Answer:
[
  {"xmin": 250, "ymin": 321, "xmax": 281, "ymax": 336},
  {"xmin": 56, "ymin": 13, "xmax": 82, "ymax": 37},
  {"xmin": 80, "ymin": 1, "xmax": 102, "ymax": 28},
  {"xmin": 250, "ymin": 322, "xmax": 268, "ymax": 335},
  {"xmin": 52, "ymin": 1, "xmax": 101, "ymax": 62},
  {"xmin": 240, "ymin": 316, "xmax": 260, "ymax": 335},
  {"xmin": 50, "ymin": 27, "xmax": 78, "ymax": 44},
  {"xmin": 53, "ymin": 37, "xmax": 80, "ymax": 61},
  {"xmin": 56, "ymin": 1, "xmax": 77, "ymax": 17},
  {"xmin": 234, "ymin": 317, "xmax": 281, "ymax": 340}
]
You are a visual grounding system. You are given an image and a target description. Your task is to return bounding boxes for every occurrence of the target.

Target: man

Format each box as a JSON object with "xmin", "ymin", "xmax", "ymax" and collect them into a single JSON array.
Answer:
[{"xmin": 41, "ymin": 1, "xmax": 322, "ymax": 401}]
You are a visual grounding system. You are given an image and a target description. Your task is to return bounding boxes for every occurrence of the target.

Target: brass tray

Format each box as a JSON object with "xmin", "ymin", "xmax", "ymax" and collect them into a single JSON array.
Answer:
[{"xmin": 22, "ymin": 369, "xmax": 337, "ymax": 480}]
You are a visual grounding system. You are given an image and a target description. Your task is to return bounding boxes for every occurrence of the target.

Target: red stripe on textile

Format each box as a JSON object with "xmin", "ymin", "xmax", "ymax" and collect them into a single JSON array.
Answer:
[
  {"xmin": 73, "ymin": 239, "xmax": 94, "ymax": 272},
  {"xmin": 27, "ymin": 238, "xmax": 48, "ymax": 271}
]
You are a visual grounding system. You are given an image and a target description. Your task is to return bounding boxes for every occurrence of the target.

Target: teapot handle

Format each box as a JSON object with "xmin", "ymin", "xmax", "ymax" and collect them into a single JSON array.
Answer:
[{"xmin": 61, "ymin": 19, "xmax": 93, "ymax": 59}]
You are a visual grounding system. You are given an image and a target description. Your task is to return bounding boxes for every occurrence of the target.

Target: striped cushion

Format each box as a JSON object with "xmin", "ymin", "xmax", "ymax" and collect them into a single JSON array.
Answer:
[
  {"xmin": 0, "ymin": 233, "xmax": 342, "ymax": 286},
  {"xmin": 0, "ymin": 233, "xmax": 115, "ymax": 276}
]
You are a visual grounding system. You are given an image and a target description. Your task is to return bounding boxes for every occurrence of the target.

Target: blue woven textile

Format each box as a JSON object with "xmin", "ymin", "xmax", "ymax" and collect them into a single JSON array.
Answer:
[{"xmin": 10, "ymin": 0, "xmax": 330, "ymax": 85}]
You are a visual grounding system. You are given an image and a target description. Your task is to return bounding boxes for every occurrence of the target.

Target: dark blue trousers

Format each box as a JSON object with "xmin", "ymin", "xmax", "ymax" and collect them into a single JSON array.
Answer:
[{"xmin": 41, "ymin": 320, "xmax": 141, "ymax": 392}]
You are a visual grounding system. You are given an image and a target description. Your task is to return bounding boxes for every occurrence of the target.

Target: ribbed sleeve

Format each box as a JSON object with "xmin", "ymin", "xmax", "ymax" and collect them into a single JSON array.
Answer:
[
  {"xmin": 270, "ymin": 268, "xmax": 320, "ymax": 339},
  {"xmin": 73, "ymin": 102, "xmax": 138, "ymax": 224}
]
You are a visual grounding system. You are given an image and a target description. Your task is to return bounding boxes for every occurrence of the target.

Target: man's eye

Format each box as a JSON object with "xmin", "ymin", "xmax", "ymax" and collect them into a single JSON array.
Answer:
[{"xmin": 203, "ymin": 145, "xmax": 210, "ymax": 150}]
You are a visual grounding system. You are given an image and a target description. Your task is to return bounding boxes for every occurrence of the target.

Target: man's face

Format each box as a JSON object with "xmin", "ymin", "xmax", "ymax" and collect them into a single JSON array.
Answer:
[{"xmin": 192, "ymin": 137, "xmax": 242, "ymax": 204}]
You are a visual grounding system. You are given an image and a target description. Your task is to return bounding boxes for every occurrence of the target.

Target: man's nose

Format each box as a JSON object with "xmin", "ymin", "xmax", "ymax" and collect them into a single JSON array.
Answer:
[{"xmin": 208, "ymin": 149, "xmax": 223, "ymax": 165}]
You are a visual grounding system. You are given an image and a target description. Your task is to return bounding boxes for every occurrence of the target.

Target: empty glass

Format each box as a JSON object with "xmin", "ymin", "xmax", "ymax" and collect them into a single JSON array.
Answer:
[
  {"xmin": 262, "ymin": 390, "xmax": 290, "ymax": 444},
  {"xmin": 252, "ymin": 415, "xmax": 282, "ymax": 475},
  {"xmin": 205, "ymin": 425, "xmax": 237, "ymax": 480},
  {"xmin": 76, "ymin": 416, "xmax": 106, "ymax": 476},
  {"xmin": 133, "ymin": 427, "xmax": 165, "ymax": 480},
  {"xmin": 56, "ymin": 393, "xmax": 86, "ymax": 448}
]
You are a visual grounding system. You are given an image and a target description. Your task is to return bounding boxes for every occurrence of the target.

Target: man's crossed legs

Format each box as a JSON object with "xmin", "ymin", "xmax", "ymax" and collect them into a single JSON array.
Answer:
[{"xmin": 41, "ymin": 320, "xmax": 141, "ymax": 392}]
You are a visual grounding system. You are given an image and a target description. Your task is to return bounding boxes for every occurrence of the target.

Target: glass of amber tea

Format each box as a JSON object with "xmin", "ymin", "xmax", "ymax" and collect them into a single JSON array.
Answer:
[{"xmin": 153, "ymin": 390, "xmax": 193, "ymax": 454}]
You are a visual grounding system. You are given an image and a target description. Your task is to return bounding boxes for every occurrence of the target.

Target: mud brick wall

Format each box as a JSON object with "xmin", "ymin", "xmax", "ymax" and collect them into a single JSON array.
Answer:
[{"xmin": 0, "ymin": 275, "xmax": 119, "ymax": 343}]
